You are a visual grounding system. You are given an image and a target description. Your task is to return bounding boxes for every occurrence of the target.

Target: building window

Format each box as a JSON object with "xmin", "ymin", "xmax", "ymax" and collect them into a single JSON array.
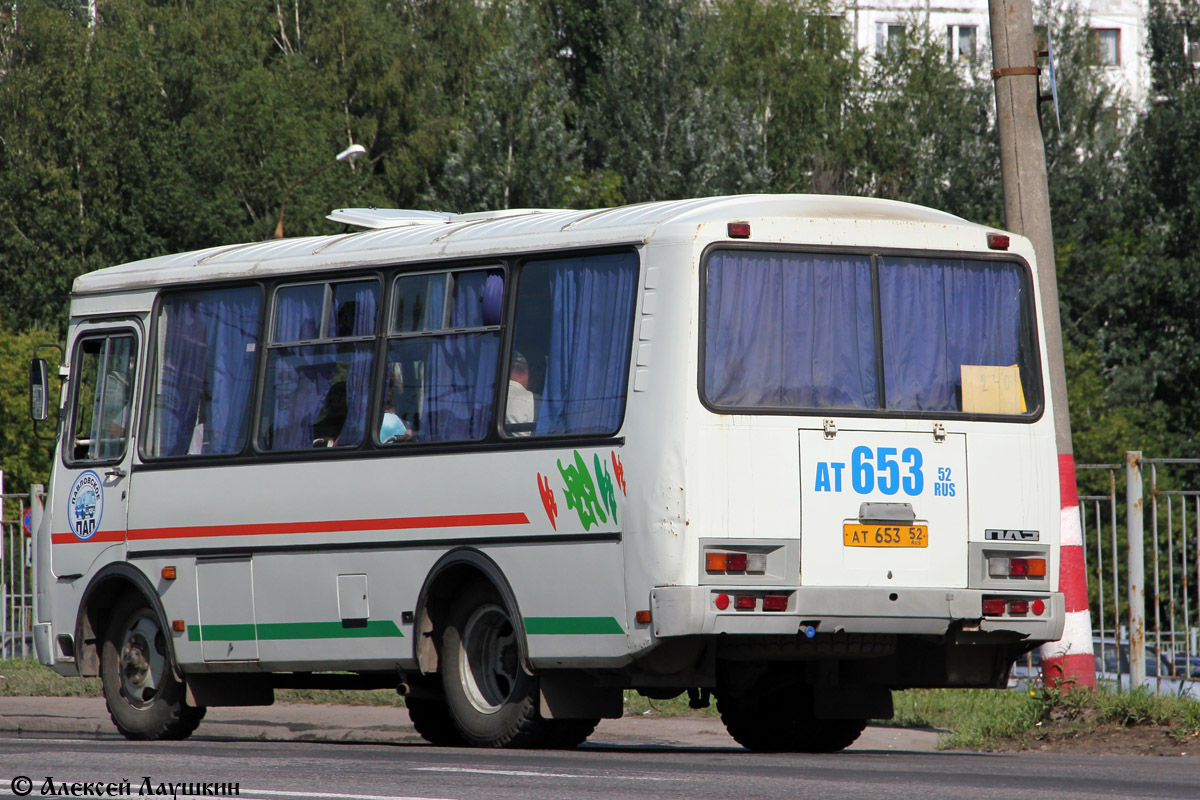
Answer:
[
  {"xmin": 1091, "ymin": 28, "xmax": 1120, "ymax": 66},
  {"xmin": 947, "ymin": 25, "xmax": 978, "ymax": 61},
  {"xmin": 876, "ymin": 23, "xmax": 905, "ymax": 53}
]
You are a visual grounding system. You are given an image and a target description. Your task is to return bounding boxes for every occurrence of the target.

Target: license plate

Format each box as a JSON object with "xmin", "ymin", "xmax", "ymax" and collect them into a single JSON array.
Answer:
[{"xmin": 843, "ymin": 523, "xmax": 928, "ymax": 548}]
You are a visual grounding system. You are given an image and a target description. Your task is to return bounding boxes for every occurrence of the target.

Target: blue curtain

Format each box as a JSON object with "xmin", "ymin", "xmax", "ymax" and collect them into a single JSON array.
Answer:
[
  {"xmin": 879, "ymin": 257, "xmax": 1023, "ymax": 411},
  {"xmin": 421, "ymin": 270, "xmax": 498, "ymax": 441},
  {"xmin": 155, "ymin": 287, "xmax": 261, "ymax": 456},
  {"xmin": 334, "ymin": 282, "xmax": 379, "ymax": 446},
  {"xmin": 704, "ymin": 251, "xmax": 877, "ymax": 409},
  {"xmin": 267, "ymin": 288, "xmax": 331, "ymax": 450},
  {"xmin": 206, "ymin": 288, "xmax": 262, "ymax": 453},
  {"xmin": 536, "ymin": 253, "xmax": 638, "ymax": 435},
  {"xmin": 157, "ymin": 298, "xmax": 207, "ymax": 456}
]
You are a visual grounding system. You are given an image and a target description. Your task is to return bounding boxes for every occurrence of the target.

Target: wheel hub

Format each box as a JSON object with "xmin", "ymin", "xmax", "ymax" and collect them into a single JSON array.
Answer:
[
  {"xmin": 119, "ymin": 617, "xmax": 166, "ymax": 706},
  {"xmin": 459, "ymin": 604, "xmax": 520, "ymax": 714}
]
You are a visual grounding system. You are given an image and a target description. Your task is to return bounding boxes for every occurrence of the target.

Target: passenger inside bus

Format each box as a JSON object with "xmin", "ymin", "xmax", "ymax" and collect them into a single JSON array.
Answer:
[{"xmin": 505, "ymin": 351, "xmax": 535, "ymax": 435}]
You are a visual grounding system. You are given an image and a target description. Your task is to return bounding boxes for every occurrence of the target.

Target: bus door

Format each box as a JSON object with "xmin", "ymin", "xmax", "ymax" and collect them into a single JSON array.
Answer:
[{"xmin": 52, "ymin": 325, "xmax": 140, "ymax": 579}]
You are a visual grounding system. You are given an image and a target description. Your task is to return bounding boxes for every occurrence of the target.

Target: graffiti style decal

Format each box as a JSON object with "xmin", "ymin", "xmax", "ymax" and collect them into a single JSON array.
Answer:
[
  {"xmin": 559, "ymin": 451, "xmax": 606, "ymax": 531},
  {"xmin": 546, "ymin": 450, "xmax": 622, "ymax": 532},
  {"xmin": 537, "ymin": 472, "xmax": 558, "ymax": 530},
  {"xmin": 611, "ymin": 451, "xmax": 626, "ymax": 496},
  {"xmin": 594, "ymin": 453, "xmax": 618, "ymax": 525},
  {"xmin": 556, "ymin": 450, "xmax": 604, "ymax": 532}
]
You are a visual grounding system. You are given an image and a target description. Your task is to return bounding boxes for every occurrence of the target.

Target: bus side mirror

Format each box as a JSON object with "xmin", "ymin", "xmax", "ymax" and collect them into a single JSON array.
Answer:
[{"xmin": 30, "ymin": 358, "xmax": 50, "ymax": 421}]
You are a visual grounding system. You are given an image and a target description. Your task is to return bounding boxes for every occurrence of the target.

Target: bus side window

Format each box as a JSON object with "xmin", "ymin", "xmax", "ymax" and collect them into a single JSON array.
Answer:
[
  {"xmin": 380, "ymin": 268, "xmax": 502, "ymax": 445},
  {"xmin": 259, "ymin": 279, "xmax": 379, "ymax": 451},
  {"xmin": 505, "ymin": 252, "xmax": 638, "ymax": 437},
  {"xmin": 69, "ymin": 334, "xmax": 137, "ymax": 463},
  {"xmin": 145, "ymin": 287, "xmax": 263, "ymax": 458}
]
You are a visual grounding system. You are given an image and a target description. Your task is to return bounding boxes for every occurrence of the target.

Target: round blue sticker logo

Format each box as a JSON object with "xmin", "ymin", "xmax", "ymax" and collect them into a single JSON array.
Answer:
[{"xmin": 68, "ymin": 470, "xmax": 104, "ymax": 541}]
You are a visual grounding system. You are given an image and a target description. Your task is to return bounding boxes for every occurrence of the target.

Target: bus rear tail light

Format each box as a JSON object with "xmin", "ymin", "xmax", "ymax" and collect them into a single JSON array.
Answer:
[
  {"xmin": 706, "ymin": 550, "xmax": 767, "ymax": 574},
  {"xmin": 982, "ymin": 597, "xmax": 1007, "ymax": 616},
  {"xmin": 987, "ymin": 557, "xmax": 1047, "ymax": 578},
  {"xmin": 987, "ymin": 232, "xmax": 1010, "ymax": 250},
  {"xmin": 1008, "ymin": 600, "xmax": 1030, "ymax": 615},
  {"xmin": 763, "ymin": 595, "xmax": 788, "ymax": 611},
  {"xmin": 728, "ymin": 222, "xmax": 751, "ymax": 239},
  {"xmin": 734, "ymin": 595, "xmax": 756, "ymax": 610}
]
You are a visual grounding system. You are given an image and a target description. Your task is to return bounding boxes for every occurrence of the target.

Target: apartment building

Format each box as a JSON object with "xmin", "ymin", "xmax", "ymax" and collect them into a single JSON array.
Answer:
[{"xmin": 843, "ymin": 0, "xmax": 1151, "ymax": 105}]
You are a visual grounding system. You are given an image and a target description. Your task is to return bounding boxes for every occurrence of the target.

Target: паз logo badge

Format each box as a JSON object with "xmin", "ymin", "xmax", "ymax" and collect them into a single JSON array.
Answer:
[{"xmin": 68, "ymin": 471, "xmax": 104, "ymax": 541}]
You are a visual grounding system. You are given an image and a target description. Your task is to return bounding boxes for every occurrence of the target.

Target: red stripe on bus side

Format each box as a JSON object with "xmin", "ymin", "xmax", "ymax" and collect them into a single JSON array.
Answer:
[
  {"xmin": 51, "ymin": 530, "xmax": 127, "ymax": 545},
  {"xmin": 53, "ymin": 512, "xmax": 530, "ymax": 544}
]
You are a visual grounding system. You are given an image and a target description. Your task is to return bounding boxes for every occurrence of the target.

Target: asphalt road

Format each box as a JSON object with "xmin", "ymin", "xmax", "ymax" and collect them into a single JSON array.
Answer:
[{"xmin": 1, "ymin": 734, "xmax": 1197, "ymax": 800}]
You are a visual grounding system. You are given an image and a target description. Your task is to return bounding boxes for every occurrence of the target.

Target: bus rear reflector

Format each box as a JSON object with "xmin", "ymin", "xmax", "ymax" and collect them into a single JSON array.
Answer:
[
  {"xmin": 171, "ymin": 620, "xmax": 186, "ymax": 633},
  {"xmin": 982, "ymin": 597, "xmax": 1007, "ymax": 616},
  {"xmin": 735, "ymin": 595, "xmax": 756, "ymax": 610},
  {"xmin": 635, "ymin": 610, "xmax": 652, "ymax": 624},
  {"xmin": 1031, "ymin": 599, "xmax": 1046, "ymax": 615},
  {"xmin": 715, "ymin": 593, "xmax": 730, "ymax": 610},
  {"xmin": 162, "ymin": 566, "xmax": 177, "ymax": 580},
  {"xmin": 987, "ymin": 233, "xmax": 1010, "ymax": 250},
  {"xmin": 763, "ymin": 595, "xmax": 788, "ymax": 611},
  {"xmin": 1008, "ymin": 600, "xmax": 1030, "ymax": 614}
]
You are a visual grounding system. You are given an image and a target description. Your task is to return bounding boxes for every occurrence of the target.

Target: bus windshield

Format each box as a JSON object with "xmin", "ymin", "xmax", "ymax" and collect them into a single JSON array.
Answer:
[{"xmin": 703, "ymin": 249, "xmax": 1040, "ymax": 416}]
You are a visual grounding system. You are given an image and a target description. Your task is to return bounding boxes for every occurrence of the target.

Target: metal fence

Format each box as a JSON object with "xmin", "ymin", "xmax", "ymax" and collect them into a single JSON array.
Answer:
[
  {"xmin": 2, "ymin": 491, "xmax": 34, "ymax": 660},
  {"xmin": 1078, "ymin": 453, "xmax": 1200, "ymax": 693}
]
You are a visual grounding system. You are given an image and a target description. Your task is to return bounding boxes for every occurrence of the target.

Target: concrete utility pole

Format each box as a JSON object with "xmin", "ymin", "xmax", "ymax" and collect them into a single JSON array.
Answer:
[{"xmin": 988, "ymin": 0, "xmax": 1096, "ymax": 689}]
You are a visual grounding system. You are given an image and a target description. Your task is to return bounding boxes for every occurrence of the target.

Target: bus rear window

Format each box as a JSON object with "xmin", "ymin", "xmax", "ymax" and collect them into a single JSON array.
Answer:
[{"xmin": 703, "ymin": 249, "xmax": 1039, "ymax": 416}]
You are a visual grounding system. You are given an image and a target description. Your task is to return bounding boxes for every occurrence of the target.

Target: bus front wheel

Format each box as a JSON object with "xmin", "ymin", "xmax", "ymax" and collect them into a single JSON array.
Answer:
[
  {"xmin": 440, "ymin": 585, "xmax": 543, "ymax": 748},
  {"xmin": 100, "ymin": 596, "xmax": 205, "ymax": 741}
]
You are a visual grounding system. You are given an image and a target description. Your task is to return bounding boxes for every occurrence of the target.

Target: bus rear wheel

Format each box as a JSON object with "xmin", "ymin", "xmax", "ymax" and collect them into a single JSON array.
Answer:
[
  {"xmin": 100, "ymin": 597, "xmax": 205, "ymax": 741},
  {"xmin": 440, "ymin": 585, "xmax": 545, "ymax": 748},
  {"xmin": 717, "ymin": 681, "xmax": 866, "ymax": 753}
]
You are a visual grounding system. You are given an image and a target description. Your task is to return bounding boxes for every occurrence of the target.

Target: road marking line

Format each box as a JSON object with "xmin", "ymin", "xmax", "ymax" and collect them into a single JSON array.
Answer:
[
  {"xmin": 241, "ymin": 791, "xmax": 461, "ymax": 800},
  {"xmin": 411, "ymin": 767, "xmax": 674, "ymax": 781}
]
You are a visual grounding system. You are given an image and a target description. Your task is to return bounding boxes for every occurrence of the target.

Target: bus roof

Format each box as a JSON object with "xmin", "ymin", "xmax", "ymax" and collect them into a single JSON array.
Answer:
[{"xmin": 72, "ymin": 194, "xmax": 992, "ymax": 296}]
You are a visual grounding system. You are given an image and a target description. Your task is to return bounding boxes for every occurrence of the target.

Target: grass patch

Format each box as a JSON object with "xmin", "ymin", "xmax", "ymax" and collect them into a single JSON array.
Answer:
[
  {"xmin": 0, "ymin": 659, "xmax": 101, "ymax": 697},
  {"xmin": 890, "ymin": 685, "xmax": 1200, "ymax": 750}
]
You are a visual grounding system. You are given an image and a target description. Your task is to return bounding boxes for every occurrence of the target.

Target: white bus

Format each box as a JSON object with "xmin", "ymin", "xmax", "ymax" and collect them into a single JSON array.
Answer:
[{"xmin": 29, "ymin": 194, "xmax": 1064, "ymax": 750}]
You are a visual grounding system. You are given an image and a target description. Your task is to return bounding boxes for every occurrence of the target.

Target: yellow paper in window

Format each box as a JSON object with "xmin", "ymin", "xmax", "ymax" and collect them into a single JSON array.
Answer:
[{"xmin": 960, "ymin": 364, "xmax": 1026, "ymax": 414}]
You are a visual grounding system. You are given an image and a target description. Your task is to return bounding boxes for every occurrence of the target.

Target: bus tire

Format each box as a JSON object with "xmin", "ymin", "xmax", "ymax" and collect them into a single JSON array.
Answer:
[
  {"xmin": 100, "ymin": 596, "xmax": 205, "ymax": 741},
  {"xmin": 440, "ymin": 584, "xmax": 544, "ymax": 748},
  {"xmin": 405, "ymin": 692, "xmax": 466, "ymax": 747},
  {"xmin": 717, "ymin": 683, "xmax": 866, "ymax": 753},
  {"xmin": 538, "ymin": 717, "xmax": 599, "ymax": 749}
]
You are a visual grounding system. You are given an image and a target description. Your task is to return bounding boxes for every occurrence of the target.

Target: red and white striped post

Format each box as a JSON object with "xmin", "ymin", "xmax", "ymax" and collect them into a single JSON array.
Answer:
[{"xmin": 1038, "ymin": 454, "xmax": 1096, "ymax": 689}]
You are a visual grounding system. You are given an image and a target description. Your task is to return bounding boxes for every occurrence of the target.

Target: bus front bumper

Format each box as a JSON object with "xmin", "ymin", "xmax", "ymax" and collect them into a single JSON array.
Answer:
[{"xmin": 650, "ymin": 586, "xmax": 1065, "ymax": 642}]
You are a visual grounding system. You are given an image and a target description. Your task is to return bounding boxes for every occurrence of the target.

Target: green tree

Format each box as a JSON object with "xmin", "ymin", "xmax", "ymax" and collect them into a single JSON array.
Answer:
[
  {"xmin": 856, "ymin": 16, "xmax": 1000, "ymax": 223},
  {"xmin": 544, "ymin": 0, "xmax": 769, "ymax": 202},
  {"xmin": 713, "ymin": 0, "xmax": 862, "ymax": 194},
  {"xmin": 428, "ymin": 2, "xmax": 582, "ymax": 211}
]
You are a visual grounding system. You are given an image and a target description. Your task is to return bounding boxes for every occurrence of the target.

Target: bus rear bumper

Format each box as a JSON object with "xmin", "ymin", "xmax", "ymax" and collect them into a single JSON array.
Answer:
[{"xmin": 650, "ymin": 586, "xmax": 1065, "ymax": 643}]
